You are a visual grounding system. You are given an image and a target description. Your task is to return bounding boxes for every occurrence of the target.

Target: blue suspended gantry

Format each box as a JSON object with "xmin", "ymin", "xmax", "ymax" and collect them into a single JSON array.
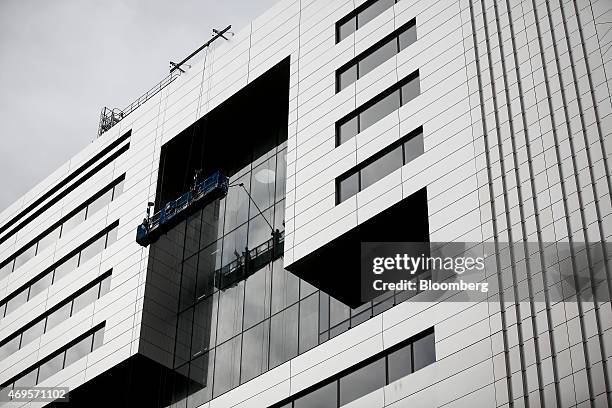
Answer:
[{"xmin": 136, "ymin": 170, "xmax": 229, "ymax": 247}]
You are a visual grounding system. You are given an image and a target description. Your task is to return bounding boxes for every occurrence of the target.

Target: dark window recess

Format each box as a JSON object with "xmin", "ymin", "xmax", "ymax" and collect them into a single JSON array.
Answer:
[
  {"xmin": 337, "ymin": 19, "xmax": 417, "ymax": 92},
  {"xmin": 270, "ymin": 327, "xmax": 435, "ymax": 408},
  {"xmin": 336, "ymin": 126, "xmax": 423, "ymax": 204},
  {"xmin": 336, "ymin": 0, "xmax": 404, "ymax": 43},
  {"xmin": 336, "ymin": 71, "xmax": 420, "ymax": 146}
]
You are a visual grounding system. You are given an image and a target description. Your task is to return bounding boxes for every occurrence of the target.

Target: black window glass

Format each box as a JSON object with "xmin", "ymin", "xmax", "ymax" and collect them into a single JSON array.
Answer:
[
  {"xmin": 21, "ymin": 319, "xmax": 46, "ymax": 346},
  {"xmin": 299, "ymin": 293, "xmax": 319, "ymax": 353},
  {"xmin": 274, "ymin": 200, "xmax": 285, "ymax": 231},
  {"xmin": 191, "ymin": 295, "xmax": 215, "ymax": 358},
  {"xmin": 358, "ymin": 38, "xmax": 398, "ymax": 78},
  {"xmin": 53, "ymin": 254, "xmax": 79, "ymax": 282},
  {"xmin": 197, "ymin": 241, "xmax": 221, "ymax": 299},
  {"xmin": 360, "ymin": 145, "xmax": 403, "ymax": 190},
  {"xmin": 388, "ymin": 343, "xmax": 412, "ymax": 383},
  {"xmin": 79, "ymin": 235, "xmax": 106, "ymax": 264},
  {"xmin": 64, "ymin": 335, "xmax": 93, "ymax": 366},
  {"xmin": 401, "ymin": 76, "xmax": 420, "ymax": 105},
  {"xmin": 180, "ymin": 256, "xmax": 198, "ymax": 310},
  {"xmin": 319, "ymin": 292, "xmax": 330, "ymax": 333},
  {"xmin": 338, "ymin": 18, "xmax": 356, "ymax": 42},
  {"xmin": 213, "ymin": 335, "xmax": 241, "ymax": 397},
  {"xmin": 275, "ymin": 149, "xmax": 287, "ymax": 203},
  {"xmin": 73, "ymin": 284, "xmax": 99, "ymax": 313},
  {"xmin": 360, "ymin": 90, "xmax": 400, "ymax": 131},
  {"xmin": 357, "ymin": 0, "xmax": 395, "ymax": 28},
  {"xmin": 37, "ymin": 226, "xmax": 61, "ymax": 253},
  {"xmin": 240, "ymin": 320, "xmax": 270, "ymax": 383},
  {"xmin": 399, "ymin": 24, "xmax": 417, "ymax": 51},
  {"xmin": 184, "ymin": 212, "xmax": 202, "ymax": 259},
  {"xmin": 243, "ymin": 266, "xmax": 271, "ymax": 329},
  {"xmin": 37, "ymin": 353, "xmax": 64, "ymax": 383},
  {"xmin": 0, "ymin": 336, "xmax": 20, "ymax": 359},
  {"xmin": 29, "ymin": 273, "xmax": 53, "ymax": 299},
  {"xmin": 0, "ymin": 260, "xmax": 13, "ymax": 280},
  {"xmin": 340, "ymin": 357, "xmax": 386, "ymax": 405},
  {"xmin": 176, "ymin": 308, "xmax": 194, "ymax": 367},
  {"xmin": 338, "ymin": 116, "xmax": 359, "ymax": 145},
  {"xmin": 271, "ymin": 259, "xmax": 299, "ymax": 314},
  {"xmin": 403, "ymin": 131, "xmax": 424, "ymax": 164},
  {"xmin": 337, "ymin": 172, "xmax": 359, "ymax": 203},
  {"xmin": 269, "ymin": 304, "xmax": 298, "ymax": 368},
  {"xmin": 5, "ymin": 289, "xmax": 28, "ymax": 315},
  {"xmin": 338, "ymin": 65, "xmax": 358, "ymax": 91},
  {"xmin": 14, "ymin": 244, "xmax": 36, "ymax": 270},
  {"xmin": 413, "ymin": 331, "xmax": 435, "ymax": 371},
  {"xmin": 46, "ymin": 303, "xmax": 72, "ymax": 331},
  {"xmin": 223, "ymin": 172, "xmax": 251, "ymax": 235},
  {"xmin": 87, "ymin": 188, "xmax": 113, "ymax": 216},
  {"xmin": 200, "ymin": 201, "xmax": 224, "ymax": 248},
  {"xmin": 221, "ymin": 223, "xmax": 248, "ymax": 267},
  {"xmin": 216, "ymin": 281, "xmax": 244, "ymax": 344},
  {"xmin": 62, "ymin": 208, "xmax": 86, "ymax": 236},
  {"xmin": 294, "ymin": 381, "xmax": 338, "ymax": 408},
  {"xmin": 250, "ymin": 157, "xmax": 277, "ymax": 219}
]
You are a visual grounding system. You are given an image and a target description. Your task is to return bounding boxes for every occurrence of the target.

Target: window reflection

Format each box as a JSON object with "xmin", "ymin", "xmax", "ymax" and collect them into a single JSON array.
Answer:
[
  {"xmin": 294, "ymin": 381, "xmax": 337, "ymax": 408},
  {"xmin": 250, "ymin": 158, "xmax": 276, "ymax": 219},
  {"xmin": 240, "ymin": 320, "xmax": 270, "ymax": 383},
  {"xmin": 213, "ymin": 336, "xmax": 241, "ymax": 397},
  {"xmin": 223, "ymin": 173, "xmax": 250, "ymax": 235}
]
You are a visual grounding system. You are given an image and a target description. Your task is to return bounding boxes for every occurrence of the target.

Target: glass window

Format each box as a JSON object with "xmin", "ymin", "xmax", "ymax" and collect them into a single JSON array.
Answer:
[
  {"xmin": 180, "ymin": 255, "xmax": 198, "ymax": 310},
  {"xmin": 274, "ymin": 200, "xmax": 286, "ymax": 232},
  {"xmin": 338, "ymin": 116, "xmax": 359, "ymax": 145},
  {"xmin": 87, "ymin": 189, "xmax": 113, "ymax": 217},
  {"xmin": 175, "ymin": 308, "xmax": 194, "ymax": 367},
  {"xmin": 64, "ymin": 335, "xmax": 93, "ymax": 366},
  {"xmin": 269, "ymin": 304, "xmax": 298, "ymax": 368},
  {"xmin": 221, "ymin": 223, "xmax": 248, "ymax": 267},
  {"xmin": 337, "ymin": 172, "xmax": 359, "ymax": 203},
  {"xmin": 73, "ymin": 284, "xmax": 99, "ymax": 313},
  {"xmin": 0, "ymin": 336, "xmax": 20, "ymax": 360},
  {"xmin": 250, "ymin": 158, "xmax": 277, "ymax": 219},
  {"xmin": 37, "ymin": 353, "xmax": 64, "ymax": 383},
  {"xmin": 357, "ymin": 0, "xmax": 395, "ymax": 28},
  {"xmin": 340, "ymin": 357, "xmax": 386, "ymax": 405},
  {"xmin": 46, "ymin": 303, "xmax": 72, "ymax": 331},
  {"xmin": 337, "ymin": 17, "xmax": 356, "ymax": 42},
  {"xmin": 80, "ymin": 235, "xmax": 106, "ymax": 265},
  {"xmin": 243, "ymin": 266, "xmax": 271, "ymax": 329},
  {"xmin": 105, "ymin": 225, "xmax": 118, "ymax": 247},
  {"xmin": 112, "ymin": 178, "xmax": 125, "ymax": 200},
  {"xmin": 184, "ymin": 212, "xmax": 202, "ymax": 259},
  {"xmin": 360, "ymin": 145, "xmax": 403, "ymax": 190},
  {"xmin": 330, "ymin": 296, "xmax": 350, "ymax": 328},
  {"xmin": 53, "ymin": 254, "xmax": 79, "ymax": 282},
  {"xmin": 275, "ymin": 149, "xmax": 287, "ymax": 203},
  {"xmin": 62, "ymin": 208, "xmax": 86, "ymax": 236},
  {"xmin": 399, "ymin": 24, "xmax": 417, "ymax": 51},
  {"xmin": 300, "ymin": 279, "xmax": 317, "ymax": 299},
  {"xmin": 359, "ymin": 90, "xmax": 400, "ymax": 131},
  {"xmin": 403, "ymin": 131, "xmax": 424, "ymax": 165},
  {"xmin": 197, "ymin": 241, "xmax": 221, "ymax": 299},
  {"xmin": 14, "ymin": 369, "xmax": 38, "ymax": 387},
  {"xmin": 37, "ymin": 226, "xmax": 61, "ymax": 253},
  {"xmin": 400, "ymin": 76, "xmax": 420, "ymax": 106},
  {"xmin": 213, "ymin": 335, "xmax": 242, "ymax": 397},
  {"xmin": 21, "ymin": 319, "xmax": 46, "ymax": 347},
  {"xmin": 223, "ymin": 173, "xmax": 251, "ymax": 235},
  {"xmin": 200, "ymin": 201, "xmax": 224, "ymax": 249},
  {"xmin": 358, "ymin": 38, "xmax": 398, "ymax": 78},
  {"xmin": 14, "ymin": 244, "xmax": 37, "ymax": 270},
  {"xmin": 92, "ymin": 327, "xmax": 104, "ymax": 350},
  {"xmin": 0, "ymin": 260, "xmax": 14, "ymax": 280},
  {"xmin": 216, "ymin": 281, "xmax": 245, "ymax": 344},
  {"xmin": 248, "ymin": 208, "xmax": 274, "ymax": 250},
  {"xmin": 5, "ymin": 289, "xmax": 28, "ymax": 315},
  {"xmin": 299, "ymin": 293, "xmax": 319, "ymax": 353},
  {"xmin": 99, "ymin": 276, "xmax": 111, "ymax": 297},
  {"xmin": 271, "ymin": 260, "xmax": 299, "ymax": 314},
  {"xmin": 240, "ymin": 320, "xmax": 270, "ymax": 383},
  {"xmin": 413, "ymin": 331, "xmax": 435, "ymax": 371},
  {"xmin": 191, "ymin": 296, "xmax": 215, "ymax": 358},
  {"xmin": 338, "ymin": 65, "xmax": 358, "ymax": 91},
  {"xmin": 388, "ymin": 343, "xmax": 412, "ymax": 383},
  {"xmin": 319, "ymin": 292, "xmax": 330, "ymax": 333},
  {"xmin": 294, "ymin": 381, "xmax": 337, "ymax": 408}
]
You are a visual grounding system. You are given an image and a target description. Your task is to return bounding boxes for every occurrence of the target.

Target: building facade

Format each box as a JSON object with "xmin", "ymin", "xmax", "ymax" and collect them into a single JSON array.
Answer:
[{"xmin": 1, "ymin": 0, "xmax": 611, "ymax": 406}]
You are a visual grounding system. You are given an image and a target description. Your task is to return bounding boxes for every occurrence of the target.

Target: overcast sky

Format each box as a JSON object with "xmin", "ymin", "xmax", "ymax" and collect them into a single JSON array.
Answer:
[{"xmin": 0, "ymin": 0, "xmax": 279, "ymax": 213}]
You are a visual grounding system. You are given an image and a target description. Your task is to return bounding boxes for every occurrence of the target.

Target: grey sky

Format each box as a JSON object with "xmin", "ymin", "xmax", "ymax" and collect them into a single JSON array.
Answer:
[{"xmin": 0, "ymin": 0, "xmax": 279, "ymax": 213}]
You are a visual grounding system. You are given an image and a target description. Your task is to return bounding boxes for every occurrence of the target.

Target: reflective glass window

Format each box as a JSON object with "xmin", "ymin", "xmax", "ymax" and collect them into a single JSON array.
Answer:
[
  {"xmin": 62, "ymin": 208, "xmax": 86, "ymax": 236},
  {"xmin": 400, "ymin": 76, "xmax": 420, "ymax": 105},
  {"xmin": 105, "ymin": 225, "xmax": 118, "ymax": 247},
  {"xmin": 337, "ymin": 17, "xmax": 356, "ymax": 42},
  {"xmin": 37, "ymin": 226, "xmax": 61, "ymax": 253},
  {"xmin": 248, "ymin": 208, "xmax": 274, "ymax": 249},
  {"xmin": 223, "ymin": 172, "xmax": 251, "ymax": 234},
  {"xmin": 184, "ymin": 212, "xmax": 202, "ymax": 259},
  {"xmin": 243, "ymin": 266, "xmax": 271, "ymax": 329},
  {"xmin": 200, "ymin": 201, "xmax": 224, "ymax": 248},
  {"xmin": 299, "ymin": 293, "xmax": 319, "ymax": 353},
  {"xmin": 221, "ymin": 223, "xmax": 248, "ymax": 267},
  {"xmin": 112, "ymin": 178, "xmax": 125, "ymax": 200},
  {"xmin": 37, "ymin": 353, "xmax": 64, "ymax": 383},
  {"xmin": 403, "ymin": 131, "xmax": 424, "ymax": 165},
  {"xmin": 337, "ymin": 172, "xmax": 359, "ymax": 203},
  {"xmin": 274, "ymin": 200, "xmax": 285, "ymax": 231},
  {"xmin": 357, "ymin": 0, "xmax": 395, "ymax": 28},
  {"xmin": 197, "ymin": 241, "xmax": 221, "ymax": 299},
  {"xmin": 0, "ymin": 336, "xmax": 20, "ymax": 359},
  {"xmin": 413, "ymin": 331, "xmax": 435, "ymax": 371},
  {"xmin": 0, "ymin": 260, "xmax": 13, "ymax": 280},
  {"xmin": 73, "ymin": 284, "xmax": 99, "ymax": 313},
  {"xmin": 53, "ymin": 254, "xmax": 79, "ymax": 282},
  {"xmin": 319, "ymin": 292, "xmax": 330, "ymax": 333},
  {"xmin": 338, "ymin": 65, "xmax": 358, "ymax": 91},
  {"xmin": 175, "ymin": 308, "xmax": 194, "ymax": 367},
  {"xmin": 388, "ymin": 343, "xmax": 412, "ymax": 383},
  {"xmin": 240, "ymin": 320, "xmax": 270, "ymax": 383},
  {"xmin": 340, "ymin": 357, "xmax": 386, "ymax": 405},
  {"xmin": 360, "ymin": 145, "xmax": 402, "ymax": 190},
  {"xmin": 29, "ymin": 272, "xmax": 52, "ymax": 300},
  {"xmin": 14, "ymin": 369, "xmax": 38, "ymax": 387},
  {"xmin": 79, "ymin": 235, "xmax": 106, "ymax": 264},
  {"xmin": 87, "ymin": 188, "xmax": 113, "ymax": 217},
  {"xmin": 5, "ymin": 289, "xmax": 28, "ymax": 315},
  {"xmin": 275, "ymin": 149, "xmax": 287, "ymax": 203},
  {"xmin": 99, "ymin": 276, "xmax": 111, "ymax": 297},
  {"xmin": 269, "ymin": 304, "xmax": 298, "ymax": 368},
  {"xmin": 337, "ymin": 116, "xmax": 358, "ymax": 145},
  {"xmin": 213, "ymin": 335, "xmax": 241, "ymax": 397},
  {"xmin": 191, "ymin": 295, "xmax": 215, "ymax": 358},
  {"xmin": 216, "ymin": 281, "xmax": 244, "ymax": 344},
  {"xmin": 14, "ymin": 244, "xmax": 36, "ymax": 270},
  {"xmin": 21, "ymin": 319, "xmax": 46, "ymax": 347},
  {"xmin": 250, "ymin": 158, "xmax": 277, "ymax": 219},
  {"xmin": 271, "ymin": 260, "xmax": 299, "ymax": 314},
  {"xmin": 330, "ymin": 296, "xmax": 350, "ymax": 328},
  {"xmin": 294, "ymin": 381, "xmax": 337, "ymax": 408},
  {"xmin": 180, "ymin": 255, "xmax": 198, "ymax": 310},
  {"xmin": 359, "ymin": 90, "xmax": 400, "ymax": 131},
  {"xmin": 358, "ymin": 38, "xmax": 397, "ymax": 78},
  {"xmin": 46, "ymin": 303, "xmax": 72, "ymax": 331},
  {"xmin": 64, "ymin": 335, "xmax": 93, "ymax": 366},
  {"xmin": 399, "ymin": 24, "xmax": 417, "ymax": 51},
  {"xmin": 92, "ymin": 327, "xmax": 104, "ymax": 350}
]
